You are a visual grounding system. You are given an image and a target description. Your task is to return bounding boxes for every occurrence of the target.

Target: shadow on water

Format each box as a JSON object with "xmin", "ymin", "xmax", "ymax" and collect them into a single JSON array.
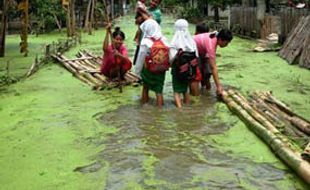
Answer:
[{"xmin": 92, "ymin": 93, "xmax": 294, "ymax": 190}]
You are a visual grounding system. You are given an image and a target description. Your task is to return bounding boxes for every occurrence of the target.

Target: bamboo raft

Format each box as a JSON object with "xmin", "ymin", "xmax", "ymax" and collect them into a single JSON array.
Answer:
[
  {"xmin": 222, "ymin": 89, "xmax": 310, "ymax": 184},
  {"xmin": 52, "ymin": 50, "xmax": 140, "ymax": 90}
]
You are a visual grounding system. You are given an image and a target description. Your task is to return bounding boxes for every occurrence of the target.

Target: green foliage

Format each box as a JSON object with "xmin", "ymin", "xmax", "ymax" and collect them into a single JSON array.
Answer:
[
  {"xmin": 180, "ymin": 7, "xmax": 204, "ymax": 21},
  {"xmin": 29, "ymin": 0, "xmax": 66, "ymax": 33},
  {"xmin": 208, "ymin": 0, "xmax": 241, "ymax": 10}
]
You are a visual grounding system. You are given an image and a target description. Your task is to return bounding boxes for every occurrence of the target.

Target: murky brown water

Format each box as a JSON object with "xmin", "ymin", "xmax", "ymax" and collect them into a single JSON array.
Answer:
[{"xmin": 93, "ymin": 88, "xmax": 298, "ymax": 190}]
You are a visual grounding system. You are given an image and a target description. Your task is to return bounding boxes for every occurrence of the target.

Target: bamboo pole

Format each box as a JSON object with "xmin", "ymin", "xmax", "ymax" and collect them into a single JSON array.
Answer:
[
  {"xmin": 301, "ymin": 141, "xmax": 310, "ymax": 161},
  {"xmin": 227, "ymin": 89, "xmax": 280, "ymax": 134},
  {"xmin": 52, "ymin": 55, "xmax": 95, "ymax": 87},
  {"xmin": 263, "ymin": 91, "xmax": 295, "ymax": 116},
  {"xmin": 62, "ymin": 58, "xmax": 102, "ymax": 86},
  {"xmin": 267, "ymin": 103, "xmax": 309, "ymax": 138},
  {"xmin": 251, "ymin": 98, "xmax": 287, "ymax": 129},
  {"xmin": 70, "ymin": 60, "xmax": 94, "ymax": 71},
  {"xmin": 81, "ymin": 50, "xmax": 102, "ymax": 64},
  {"xmin": 76, "ymin": 59, "xmax": 108, "ymax": 83},
  {"xmin": 222, "ymin": 90, "xmax": 310, "ymax": 185},
  {"xmin": 63, "ymin": 57, "xmax": 93, "ymax": 62},
  {"xmin": 80, "ymin": 58, "xmax": 99, "ymax": 69},
  {"xmin": 251, "ymin": 95, "xmax": 307, "ymax": 137},
  {"xmin": 250, "ymin": 92, "xmax": 309, "ymax": 148},
  {"xmin": 254, "ymin": 91, "xmax": 310, "ymax": 135},
  {"xmin": 56, "ymin": 55, "xmax": 102, "ymax": 87},
  {"xmin": 290, "ymin": 117, "xmax": 310, "ymax": 135}
]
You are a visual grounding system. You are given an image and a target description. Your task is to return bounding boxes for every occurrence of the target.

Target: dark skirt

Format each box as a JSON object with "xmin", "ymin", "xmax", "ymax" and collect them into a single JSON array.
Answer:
[
  {"xmin": 171, "ymin": 63, "xmax": 189, "ymax": 93},
  {"xmin": 141, "ymin": 68, "xmax": 166, "ymax": 94}
]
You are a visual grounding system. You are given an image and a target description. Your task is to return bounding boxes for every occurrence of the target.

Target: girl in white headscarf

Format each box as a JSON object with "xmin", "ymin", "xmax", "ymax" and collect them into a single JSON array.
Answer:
[
  {"xmin": 134, "ymin": 13, "xmax": 170, "ymax": 107},
  {"xmin": 170, "ymin": 19, "xmax": 198, "ymax": 108}
]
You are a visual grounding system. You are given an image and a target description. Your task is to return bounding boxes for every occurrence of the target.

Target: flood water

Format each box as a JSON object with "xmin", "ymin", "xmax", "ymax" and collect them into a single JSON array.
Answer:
[{"xmin": 94, "ymin": 85, "xmax": 298, "ymax": 190}]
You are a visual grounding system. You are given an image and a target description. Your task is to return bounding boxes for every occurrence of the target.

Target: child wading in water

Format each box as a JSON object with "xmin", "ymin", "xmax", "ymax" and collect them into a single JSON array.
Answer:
[
  {"xmin": 170, "ymin": 19, "xmax": 198, "ymax": 108},
  {"xmin": 190, "ymin": 23, "xmax": 209, "ymax": 96},
  {"xmin": 192, "ymin": 29, "xmax": 233, "ymax": 96},
  {"xmin": 101, "ymin": 24, "xmax": 132, "ymax": 80},
  {"xmin": 134, "ymin": 12, "xmax": 170, "ymax": 107}
]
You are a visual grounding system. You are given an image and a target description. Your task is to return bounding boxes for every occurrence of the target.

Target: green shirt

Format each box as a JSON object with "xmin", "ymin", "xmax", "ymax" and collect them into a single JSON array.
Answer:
[{"xmin": 149, "ymin": 7, "xmax": 162, "ymax": 25}]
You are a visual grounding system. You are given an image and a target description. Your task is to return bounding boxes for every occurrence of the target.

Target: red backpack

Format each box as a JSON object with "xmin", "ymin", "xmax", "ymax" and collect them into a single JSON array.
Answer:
[{"xmin": 144, "ymin": 38, "xmax": 170, "ymax": 74}]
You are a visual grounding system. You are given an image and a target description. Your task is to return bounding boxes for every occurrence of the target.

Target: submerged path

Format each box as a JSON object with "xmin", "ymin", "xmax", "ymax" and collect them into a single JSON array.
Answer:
[{"xmin": 0, "ymin": 14, "xmax": 310, "ymax": 189}]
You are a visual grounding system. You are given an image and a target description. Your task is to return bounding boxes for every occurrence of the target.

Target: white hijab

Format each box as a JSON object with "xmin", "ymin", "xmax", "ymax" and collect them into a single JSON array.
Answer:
[
  {"xmin": 171, "ymin": 19, "xmax": 197, "ymax": 53},
  {"xmin": 140, "ymin": 19, "xmax": 169, "ymax": 47}
]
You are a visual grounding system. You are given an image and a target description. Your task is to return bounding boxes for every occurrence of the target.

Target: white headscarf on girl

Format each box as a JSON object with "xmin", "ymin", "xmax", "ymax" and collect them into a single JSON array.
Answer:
[
  {"xmin": 140, "ymin": 19, "xmax": 169, "ymax": 47},
  {"xmin": 171, "ymin": 19, "xmax": 197, "ymax": 54},
  {"xmin": 135, "ymin": 19, "xmax": 169, "ymax": 77}
]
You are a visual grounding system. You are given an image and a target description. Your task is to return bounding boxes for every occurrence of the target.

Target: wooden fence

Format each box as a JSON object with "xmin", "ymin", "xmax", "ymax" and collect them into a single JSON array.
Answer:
[
  {"xmin": 279, "ymin": 7, "xmax": 309, "ymax": 42},
  {"xmin": 230, "ymin": 6, "xmax": 309, "ymax": 40},
  {"xmin": 230, "ymin": 7, "xmax": 259, "ymax": 38}
]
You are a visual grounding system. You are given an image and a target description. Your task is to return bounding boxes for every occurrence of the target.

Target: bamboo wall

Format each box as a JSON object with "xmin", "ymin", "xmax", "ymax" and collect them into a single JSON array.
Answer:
[
  {"xmin": 279, "ymin": 7, "xmax": 309, "ymax": 42},
  {"xmin": 230, "ymin": 6, "xmax": 309, "ymax": 40},
  {"xmin": 230, "ymin": 7, "xmax": 259, "ymax": 38}
]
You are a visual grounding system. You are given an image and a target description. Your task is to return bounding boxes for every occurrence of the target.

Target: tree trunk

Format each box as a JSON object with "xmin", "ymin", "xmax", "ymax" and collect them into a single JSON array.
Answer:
[
  {"xmin": 214, "ymin": 5, "xmax": 219, "ymax": 23},
  {"xmin": 52, "ymin": 12, "xmax": 62, "ymax": 31},
  {"xmin": 84, "ymin": 0, "xmax": 92, "ymax": 32},
  {"xmin": 89, "ymin": 0, "xmax": 95, "ymax": 35},
  {"xmin": 70, "ymin": 0, "xmax": 76, "ymax": 37},
  {"xmin": 119, "ymin": 0, "xmax": 124, "ymax": 16},
  {"xmin": 65, "ymin": 3, "xmax": 71, "ymax": 36},
  {"xmin": 0, "ymin": 0, "xmax": 8, "ymax": 57},
  {"xmin": 257, "ymin": 0, "xmax": 266, "ymax": 38},
  {"xmin": 19, "ymin": 0, "xmax": 29, "ymax": 57},
  {"xmin": 204, "ymin": 0, "xmax": 208, "ymax": 16}
]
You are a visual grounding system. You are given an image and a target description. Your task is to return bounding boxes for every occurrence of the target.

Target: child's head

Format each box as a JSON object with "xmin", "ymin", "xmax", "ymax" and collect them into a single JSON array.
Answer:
[
  {"xmin": 216, "ymin": 29, "xmax": 233, "ymax": 48},
  {"xmin": 135, "ymin": 11, "xmax": 144, "ymax": 25},
  {"xmin": 150, "ymin": 0, "xmax": 161, "ymax": 9},
  {"xmin": 112, "ymin": 27, "xmax": 125, "ymax": 48},
  {"xmin": 195, "ymin": 23, "xmax": 209, "ymax": 35},
  {"xmin": 174, "ymin": 19, "xmax": 189, "ymax": 32}
]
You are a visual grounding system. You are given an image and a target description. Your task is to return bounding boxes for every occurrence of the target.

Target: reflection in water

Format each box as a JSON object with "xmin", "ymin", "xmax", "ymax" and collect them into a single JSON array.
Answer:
[{"xmin": 95, "ymin": 96, "xmax": 291, "ymax": 190}]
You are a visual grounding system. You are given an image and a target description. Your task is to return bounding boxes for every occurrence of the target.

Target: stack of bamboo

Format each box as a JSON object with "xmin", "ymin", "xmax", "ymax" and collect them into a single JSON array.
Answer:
[
  {"xmin": 222, "ymin": 89, "xmax": 310, "ymax": 185},
  {"xmin": 279, "ymin": 16, "xmax": 310, "ymax": 69},
  {"xmin": 52, "ymin": 50, "xmax": 139, "ymax": 90}
]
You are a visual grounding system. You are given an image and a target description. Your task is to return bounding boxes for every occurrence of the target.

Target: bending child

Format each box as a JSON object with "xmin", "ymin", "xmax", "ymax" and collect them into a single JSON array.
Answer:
[
  {"xmin": 190, "ymin": 23, "xmax": 209, "ymax": 95},
  {"xmin": 192, "ymin": 29, "xmax": 233, "ymax": 96}
]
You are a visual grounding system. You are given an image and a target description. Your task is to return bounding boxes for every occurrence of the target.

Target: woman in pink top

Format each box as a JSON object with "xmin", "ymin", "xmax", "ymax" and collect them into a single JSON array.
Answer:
[
  {"xmin": 191, "ymin": 29, "xmax": 233, "ymax": 96},
  {"xmin": 101, "ymin": 25, "xmax": 132, "ymax": 79}
]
